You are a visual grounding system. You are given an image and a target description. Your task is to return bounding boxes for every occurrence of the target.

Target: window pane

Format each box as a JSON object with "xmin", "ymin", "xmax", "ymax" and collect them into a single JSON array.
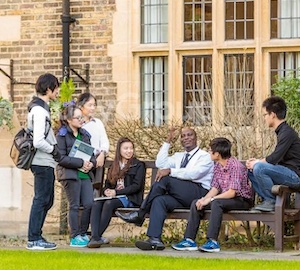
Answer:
[
  {"xmin": 236, "ymin": 2, "xmax": 245, "ymax": 20},
  {"xmin": 184, "ymin": 0, "xmax": 212, "ymax": 42},
  {"xmin": 141, "ymin": 0, "xmax": 168, "ymax": 43},
  {"xmin": 270, "ymin": 52, "xmax": 300, "ymax": 90},
  {"xmin": 224, "ymin": 54, "xmax": 254, "ymax": 126},
  {"xmin": 183, "ymin": 55, "xmax": 212, "ymax": 126},
  {"xmin": 236, "ymin": 21, "xmax": 245, "ymax": 39},
  {"xmin": 226, "ymin": 2, "xmax": 234, "ymax": 20},
  {"xmin": 246, "ymin": 21, "xmax": 254, "ymax": 39},
  {"xmin": 205, "ymin": 22, "xmax": 212, "ymax": 40},
  {"xmin": 246, "ymin": 1, "xmax": 254, "ymax": 19},
  {"xmin": 184, "ymin": 23, "xmax": 193, "ymax": 41},
  {"xmin": 226, "ymin": 22, "xmax": 235, "ymax": 39},
  {"xmin": 225, "ymin": 0, "xmax": 254, "ymax": 40},
  {"xmin": 141, "ymin": 57, "xmax": 168, "ymax": 126},
  {"xmin": 270, "ymin": 0, "xmax": 300, "ymax": 38}
]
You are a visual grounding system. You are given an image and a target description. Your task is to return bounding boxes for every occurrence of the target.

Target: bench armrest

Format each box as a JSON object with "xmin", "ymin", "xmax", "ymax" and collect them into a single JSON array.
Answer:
[{"xmin": 272, "ymin": 185, "xmax": 300, "ymax": 196}]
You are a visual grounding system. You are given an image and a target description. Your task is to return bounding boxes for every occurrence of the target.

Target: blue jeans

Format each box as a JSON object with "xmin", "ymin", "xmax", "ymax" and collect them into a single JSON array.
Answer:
[
  {"xmin": 248, "ymin": 162, "xmax": 300, "ymax": 202},
  {"xmin": 61, "ymin": 179, "xmax": 93, "ymax": 238},
  {"xmin": 28, "ymin": 166, "xmax": 55, "ymax": 241}
]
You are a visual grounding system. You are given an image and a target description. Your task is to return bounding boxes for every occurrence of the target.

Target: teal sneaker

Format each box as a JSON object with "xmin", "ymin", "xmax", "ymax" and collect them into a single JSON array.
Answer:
[
  {"xmin": 70, "ymin": 235, "xmax": 87, "ymax": 247},
  {"xmin": 81, "ymin": 234, "xmax": 90, "ymax": 243},
  {"xmin": 172, "ymin": 238, "xmax": 198, "ymax": 251},
  {"xmin": 199, "ymin": 239, "xmax": 220, "ymax": 252}
]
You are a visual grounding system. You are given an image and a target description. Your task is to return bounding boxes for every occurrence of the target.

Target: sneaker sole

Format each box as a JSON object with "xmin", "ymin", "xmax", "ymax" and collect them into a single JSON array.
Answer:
[
  {"xmin": 70, "ymin": 244, "xmax": 87, "ymax": 247},
  {"xmin": 26, "ymin": 246, "xmax": 57, "ymax": 251},
  {"xmin": 135, "ymin": 241, "xmax": 165, "ymax": 251},
  {"xmin": 199, "ymin": 247, "xmax": 220, "ymax": 253},
  {"xmin": 253, "ymin": 207, "xmax": 274, "ymax": 212},
  {"xmin": 171, "ymin": 245, "xmax": 198, "ymax": 251},
  {"xmin": 87, "ymin": 243, "xmax": 102, "ymax": 248}
]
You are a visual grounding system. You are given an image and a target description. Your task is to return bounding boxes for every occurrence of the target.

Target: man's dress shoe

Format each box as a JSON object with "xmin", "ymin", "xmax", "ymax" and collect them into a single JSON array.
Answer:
[
  {"xmin": 135, "ymin": 237, "xmax": 165, "ymax": 251},
  {"xmin": 115, "ymin": 211, "xmax": 145, "ymax": 227}
]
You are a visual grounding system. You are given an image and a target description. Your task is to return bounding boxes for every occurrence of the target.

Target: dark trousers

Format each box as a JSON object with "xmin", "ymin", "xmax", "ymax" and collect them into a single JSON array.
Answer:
[
  {"xmin": 140, "ymin": 176, "xmax": 208, "ymax": 238},
  {"xmin": 28, "ymin": 166, "xmax": 55, "ymax": 241},
  {"xmin": 90, "ymin": 198, "xmax": 123, "ymax": 241},
  {"xmin": 184, "ymin": 197, "xmax": 252, "ymax": 241},
  {"xmin": 61, "ymin": 179, "xmax": 94, "ymax": 238}
]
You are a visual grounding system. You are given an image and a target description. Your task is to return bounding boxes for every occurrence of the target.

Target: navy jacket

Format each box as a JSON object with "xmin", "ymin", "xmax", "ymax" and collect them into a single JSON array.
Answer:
[
  {"xmin": 103, "ymin": 158, "xmax": 146, "ymax": 206},
  {"xmin": 56, "ymin": 125, "xmax": 97, "ymax": 181}
]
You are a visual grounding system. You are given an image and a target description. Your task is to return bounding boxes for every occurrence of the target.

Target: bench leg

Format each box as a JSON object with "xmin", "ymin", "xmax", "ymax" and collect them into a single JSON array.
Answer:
[{"xmin": 274, "ymin": 204, "xmax": 284, "ymax": 252}]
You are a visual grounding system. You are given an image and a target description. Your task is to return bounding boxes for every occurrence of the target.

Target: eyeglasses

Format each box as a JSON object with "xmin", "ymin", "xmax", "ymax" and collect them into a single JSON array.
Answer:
[{"xmin": 73, "ymin": 116, "xmax": 84, "ymax": 120}]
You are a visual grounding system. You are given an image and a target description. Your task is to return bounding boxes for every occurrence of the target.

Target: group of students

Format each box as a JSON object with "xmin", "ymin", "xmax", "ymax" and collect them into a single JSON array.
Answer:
[
  {"xmin": 26, "ymin": 73, "xmax": 146, "ymax": 250},
  {"xmin": 26, "ymin": 73, "xmax": 300, "ymax": 253}
]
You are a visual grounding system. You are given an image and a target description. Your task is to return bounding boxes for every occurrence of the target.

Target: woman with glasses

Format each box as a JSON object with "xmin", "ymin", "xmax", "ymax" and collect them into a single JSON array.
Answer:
[
  {"xmin": 87, "ymin": 137, "xmax": 146, "ymax": 248},
  {"xmin": 56, "ymin": 105, "xmax": 96, "ymax": 248}
]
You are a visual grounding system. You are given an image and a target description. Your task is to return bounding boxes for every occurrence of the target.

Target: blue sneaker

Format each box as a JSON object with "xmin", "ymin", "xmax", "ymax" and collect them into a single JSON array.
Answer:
[
  {"xmin": 199, "ymin": 239, "xmax": 220, "ymax": 252},
  {"xmin": 70, "ymin": 235, "xmax": 87, "ymax": 247},
  {"xmin": 171, "ymin": 238, "xmax": 198, "ymax": 251},
  {"xmin": 26, "ymin": 239, "xmax": 57, "ymax": 250}
]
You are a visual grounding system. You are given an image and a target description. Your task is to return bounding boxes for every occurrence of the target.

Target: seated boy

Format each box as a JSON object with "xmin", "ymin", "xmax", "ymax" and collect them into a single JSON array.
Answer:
[{"xmin": 172, "ymin": 137, "xmax": 252, "ymax": 252}]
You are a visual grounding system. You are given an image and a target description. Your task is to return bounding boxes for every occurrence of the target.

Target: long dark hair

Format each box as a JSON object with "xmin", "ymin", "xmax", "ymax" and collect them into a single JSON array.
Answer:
[{"xmin": 107, "ymin": 137, "xmax": 134, "ymax": 185}]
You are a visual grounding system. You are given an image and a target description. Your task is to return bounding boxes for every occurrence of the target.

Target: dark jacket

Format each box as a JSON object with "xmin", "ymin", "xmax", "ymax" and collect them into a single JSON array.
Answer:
[
  {"xmin": 56, "ymin": 125, "xmax": 97, "ymax": 181},
  {"xmin": 103, "ymin": 158, "xmax": 146, "ymax": 206}
]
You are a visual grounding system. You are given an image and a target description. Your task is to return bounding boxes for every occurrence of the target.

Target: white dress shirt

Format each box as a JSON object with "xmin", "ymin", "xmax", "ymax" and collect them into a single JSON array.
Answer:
[{"xmin": 155, "ymin": 142, "xmax": 214, "ymax": 190}]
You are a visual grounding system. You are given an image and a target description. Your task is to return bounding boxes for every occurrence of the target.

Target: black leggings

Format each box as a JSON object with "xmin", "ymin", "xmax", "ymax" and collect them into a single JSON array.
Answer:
[{"xmin": 90, "ymin": 198, "xmax": 123, "ymax": 240}]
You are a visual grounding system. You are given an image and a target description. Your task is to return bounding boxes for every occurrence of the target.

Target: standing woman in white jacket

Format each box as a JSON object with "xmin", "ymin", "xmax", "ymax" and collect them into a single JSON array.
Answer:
[{"xmin": 77, "ymin": 93, "xmax": 110, "ymax": 202}]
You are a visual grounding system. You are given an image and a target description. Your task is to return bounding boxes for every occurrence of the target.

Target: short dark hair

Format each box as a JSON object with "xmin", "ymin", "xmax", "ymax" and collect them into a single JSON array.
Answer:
[
  {"xmin": 262, "ymin": 96, "xmax": 287, "ymax": 120},
  {"xmin": 210, "ymin": 137, "xmax": 232, "ymax": 159},
  {"xmin": 35, "ymin": 73, "xmax": 59, "ymax": 95},
  {"xmin": 77, "ymin": 92, "xmax": 97, "ymax": 107}
]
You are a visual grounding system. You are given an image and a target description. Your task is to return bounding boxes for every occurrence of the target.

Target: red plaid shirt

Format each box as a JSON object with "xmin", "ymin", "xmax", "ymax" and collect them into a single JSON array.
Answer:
[{"xmin": 211, "ymin": 157, "xmax": 252, "ymax": 199}]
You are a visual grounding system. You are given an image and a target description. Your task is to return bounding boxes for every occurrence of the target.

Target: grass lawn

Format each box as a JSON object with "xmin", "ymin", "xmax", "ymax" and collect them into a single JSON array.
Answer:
[{"xmin": 0, "ymin": 250, "xmax": 300, "ymax": 270}]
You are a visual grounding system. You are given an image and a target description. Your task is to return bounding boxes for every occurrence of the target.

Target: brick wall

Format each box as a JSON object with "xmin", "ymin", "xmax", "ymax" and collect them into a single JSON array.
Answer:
[{"xmin": 0, "ymin": 0, "xmax": 116, "ymax": 125}]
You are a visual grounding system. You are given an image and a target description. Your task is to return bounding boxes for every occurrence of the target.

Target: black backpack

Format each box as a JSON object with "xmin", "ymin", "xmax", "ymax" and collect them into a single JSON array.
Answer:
[
  {"xmin": 10, "ymin": 128, "xmax": 36, "ymax": 170},
  {"xmin": 10, "ymin": 115, "xmax": 51, "ymax": 170}
]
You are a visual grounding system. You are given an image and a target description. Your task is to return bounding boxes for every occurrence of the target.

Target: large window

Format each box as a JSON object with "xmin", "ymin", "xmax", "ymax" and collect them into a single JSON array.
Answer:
[
  {"xmin": 270, "ymin": 52, "xmax": 300, "ymax": 87},
  {"xmin": 225, "ymin": 0, "xmax": 254, "ymax": 40},
  {"xmin": 183, "ymin": 55, "xmax": 212, "ymax": 125},
  {"xmin": 140, "ymin": 57, "xmax": 168, "ymax": 126},
  {"xmin": 271, "ymin": 0, "xmax": 300, "ymax": 38},
  {"xmin": 141, "ymin": 0, "xmax": 168, "ymax": 43},
  {"xmin": 224, "ymin": 54, "xmax": 254, "ymax": 126},
  {"xmin": 184, "ymin": 0, "xmax": 212, "ymax": 41}
]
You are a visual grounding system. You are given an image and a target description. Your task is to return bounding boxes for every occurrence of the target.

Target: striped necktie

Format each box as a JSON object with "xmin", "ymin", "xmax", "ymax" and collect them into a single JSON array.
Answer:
[{"xmin": 180, "ymin": 153, "xmax": 190, "ymax": 168}]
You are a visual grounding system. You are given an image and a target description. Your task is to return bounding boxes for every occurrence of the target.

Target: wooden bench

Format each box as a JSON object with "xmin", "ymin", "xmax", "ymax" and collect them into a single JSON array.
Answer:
[{"xmin": 93, "ymin": 160, "xmax": 300, "ymax": 251}]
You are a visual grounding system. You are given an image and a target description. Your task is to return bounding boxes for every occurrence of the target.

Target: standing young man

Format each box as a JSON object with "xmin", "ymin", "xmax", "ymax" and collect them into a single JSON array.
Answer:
[
  {"xmin": 116, "ymin": 127, "xmax": 214, "ymax": 251},
  {"xmin": 246, "ymin": 96, "xmax": 300, "ymax": 212},
  {"xmin": 172, "ymin": 137, "xmax": 252, "ymax": 252},
  {"xmin": 26, "ymin": 73, "xmax": 61, "ymax": 250}
]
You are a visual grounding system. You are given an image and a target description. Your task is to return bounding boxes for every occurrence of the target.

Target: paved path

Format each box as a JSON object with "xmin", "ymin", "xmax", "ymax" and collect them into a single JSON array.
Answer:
[
  {"xmin": 66, "ymin": 246, "xmax": 300, "ymax": 261},
  {"xmin": 2, "ymin": 244, "xmax": 300, "ymax": 261},
  {"xmin": 19, "ymin": 245, "xmax": 300, "ymax": 261}
]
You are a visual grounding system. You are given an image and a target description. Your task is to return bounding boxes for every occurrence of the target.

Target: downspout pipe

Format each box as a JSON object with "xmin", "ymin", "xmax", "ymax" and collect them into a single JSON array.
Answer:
[{"xmin": 62, "ymin": 0, "xmax": 75, "ymax": 80}]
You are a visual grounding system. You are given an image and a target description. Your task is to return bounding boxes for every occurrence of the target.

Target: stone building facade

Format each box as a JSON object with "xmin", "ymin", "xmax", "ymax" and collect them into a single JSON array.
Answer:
[{"xmin": 0, "ymin": 0, "xmax": 117, "ymax": 125}]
